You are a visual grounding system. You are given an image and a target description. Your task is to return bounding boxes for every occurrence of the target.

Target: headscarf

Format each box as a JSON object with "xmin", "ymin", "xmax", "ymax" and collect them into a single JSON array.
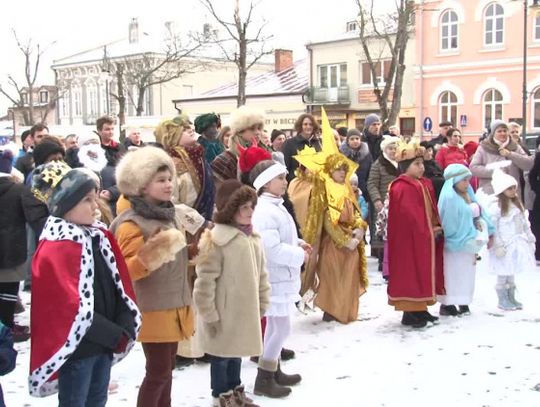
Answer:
[{"xmin": 437, "ymin": 164, "xmax": 494, "ymax": 252}]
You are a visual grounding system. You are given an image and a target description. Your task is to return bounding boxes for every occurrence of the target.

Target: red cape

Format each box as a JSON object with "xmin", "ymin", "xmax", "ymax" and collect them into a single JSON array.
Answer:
[
  {"xmin": 30, "ymin": 221, "xmax": 139, "ymax": 397},
  {"xmin": 387, "ymin": 175, "xmax": 445, "ymax": 302}
]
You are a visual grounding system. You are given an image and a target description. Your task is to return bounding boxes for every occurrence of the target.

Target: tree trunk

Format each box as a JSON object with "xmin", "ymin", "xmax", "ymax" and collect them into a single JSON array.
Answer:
[
  {"xmin": 28, "ymin": 85, "xmax": 35, "ymax": 125},
  {"xmin": 115, "ymin": 63, "xmax": 126, "ymax": 127},
  {"xmin": 136, "ymin": 87, "xmax": 145, "ymax": 116},
  {"xmin": 237, "ymin": 32, "xmax": 247, "ymax": 107}
]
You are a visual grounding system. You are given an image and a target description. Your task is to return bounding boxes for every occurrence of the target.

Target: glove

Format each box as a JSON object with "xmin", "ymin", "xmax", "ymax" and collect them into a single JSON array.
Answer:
[
  {"xmin": 494, "ymin": 246, "xmax": 506, "ymax": 258},
  {"xmin": 345, "ymin": 238, "xmax": 360, "ymax": 251},
  {"xmin": 114, "ymin": 334, "xmax": 129, "ymax": 354},
  {"xmin": 206, "ymin": 321, "xmax": 221, "ymax": 338},
  {"xmin": 352, "ymin": 228, "xmax": 365, "ymax": 241}
]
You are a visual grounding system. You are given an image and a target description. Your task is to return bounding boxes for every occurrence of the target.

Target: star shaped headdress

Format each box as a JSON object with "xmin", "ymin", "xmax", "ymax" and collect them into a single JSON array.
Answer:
[{"xmin": 395, "ymin": 137, "xmax": 425, "ymax": 162}]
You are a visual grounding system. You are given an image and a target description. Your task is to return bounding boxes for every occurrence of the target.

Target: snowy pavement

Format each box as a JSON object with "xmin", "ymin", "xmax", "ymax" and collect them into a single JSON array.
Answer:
[{"xmin": 7, "ymin": 256, "xmax": 540, "ymax": 407}]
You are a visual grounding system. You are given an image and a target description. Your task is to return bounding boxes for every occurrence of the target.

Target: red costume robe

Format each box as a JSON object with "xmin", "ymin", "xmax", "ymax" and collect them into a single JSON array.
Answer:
[
  {"xmin": 387, "ymin": 175, "xmax": 445, "ymax": 310},
  {"xmin": 29, "ymin": 217, "xmax": 141, "ymax": 397}
]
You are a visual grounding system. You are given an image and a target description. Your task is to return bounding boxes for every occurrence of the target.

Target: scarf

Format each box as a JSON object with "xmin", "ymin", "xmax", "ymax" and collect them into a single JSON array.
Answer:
[
  {"xmin": 383, "ymin": 152, "xmax": 398, "ymax": 168},
  {"xmin": 235, "ymin": 223, "xmax": 253, "ymax": 236},
  {"xmin": 493, "ymin": 137, "xmax": 510, "ymax": 149},
  {"xmin": 129, "ymin": 196, "xmax": 176, "ymax": 221}
]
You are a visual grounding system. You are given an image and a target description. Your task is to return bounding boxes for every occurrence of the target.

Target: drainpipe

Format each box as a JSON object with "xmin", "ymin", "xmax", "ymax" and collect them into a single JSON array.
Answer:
[
  {"xmin": 307, "ymin": 43, "xmax": 313, "ymax": 114},
  {"xmin": 418, "ymin": 0, "xmax": 425, "ymax": 139}
]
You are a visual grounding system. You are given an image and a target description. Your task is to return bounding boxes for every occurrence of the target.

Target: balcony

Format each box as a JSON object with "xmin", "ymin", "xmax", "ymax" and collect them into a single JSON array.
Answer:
[{"xmin": 303, "ymin": 85, "xmax": 350, "ymax": 105}]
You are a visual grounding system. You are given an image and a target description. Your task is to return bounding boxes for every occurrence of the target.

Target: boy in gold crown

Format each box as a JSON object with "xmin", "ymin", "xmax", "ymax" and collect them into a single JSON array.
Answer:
[{"xmin": 387, "ymin": 139, "xmax": 445, "ymax": 328}]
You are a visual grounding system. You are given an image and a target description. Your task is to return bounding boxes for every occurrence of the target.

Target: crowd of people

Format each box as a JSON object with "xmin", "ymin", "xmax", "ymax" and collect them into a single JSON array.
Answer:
[{"xmin": 0, "ymin": 107, "xmax": 538, "ymax": 406}]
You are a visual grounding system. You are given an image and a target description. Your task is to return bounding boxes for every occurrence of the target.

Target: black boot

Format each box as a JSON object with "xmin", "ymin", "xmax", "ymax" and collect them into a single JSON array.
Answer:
[
  {"xmin": 254, "ymin": 367, "xmax": 291, "ymax": 398},
  {"xmin": 421, "ymin": 311, "xmax": 440, "ymax": 324},
  {"xmin": 401, "ymin": 312, "xmax": 427, "ymax": 329},
  {"xmin": 322, "ymin": 312, "xmax": 337, "ymax": 322},
  {"xmin": 280, "ymin": 348, "xmax": 295, "ymax": 361},
  {"xmin": 175, "ymin": 355, "xmax": 195, "ymax": 369},
  {"xmin": 439, "ymin": 304, "xmax": 459, "ymax": 317},
  {"xmin": 275, "ymin": 361, "xmax": 301, "ymax": 386},
  {"xmin": 458, "ymin": 305, "xmax": 471, "ymax": 315}
]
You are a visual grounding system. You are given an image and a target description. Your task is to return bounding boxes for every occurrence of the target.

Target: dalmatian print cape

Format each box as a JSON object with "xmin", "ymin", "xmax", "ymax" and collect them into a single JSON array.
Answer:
[{"xmin": 29, "ymin": 216, "xmax": 141, "ymax": 397}]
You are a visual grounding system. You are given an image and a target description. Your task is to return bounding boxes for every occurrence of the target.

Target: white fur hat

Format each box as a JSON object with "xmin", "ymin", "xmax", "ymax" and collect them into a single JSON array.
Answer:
[
  {"xmin": 229, "ymin": 106, "xmax": 265, "ymax": 135},
  {"xmin": 115, "ymin": 146, "xmax": 176, "ymax": 197},
  {"xmin": 492, "ymin": 168, "xmax": 517, "ymax": 195},
  {"xmin": 78, "ymin": 132, "xmax": 101, "ymax": 146},
  {"xmin": 380, "ymin": 135, "xmax": 400, "ymax": 152}
]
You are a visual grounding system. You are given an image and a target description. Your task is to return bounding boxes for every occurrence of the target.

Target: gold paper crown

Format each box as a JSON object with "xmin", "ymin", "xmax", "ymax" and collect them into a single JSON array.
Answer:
[{"xmin": 395, "ymin": 137, "xmax": 425, "ymax": 162}]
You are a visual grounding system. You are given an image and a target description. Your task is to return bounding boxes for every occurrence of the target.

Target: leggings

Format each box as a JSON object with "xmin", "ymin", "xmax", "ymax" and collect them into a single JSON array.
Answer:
[
  {"xmin": 261, "ymin": 316, "xmax": 291, "ymax": 362},
  {"xmin": 496, "ymin": 275, "xmax": 515, "ymax": 287}
]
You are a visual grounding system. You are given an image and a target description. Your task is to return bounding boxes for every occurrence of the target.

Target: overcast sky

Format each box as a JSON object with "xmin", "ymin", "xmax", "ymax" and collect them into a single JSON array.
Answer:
[{"xmin": 0, "ymin": 0, "xmax": 364, "ymax": 114}]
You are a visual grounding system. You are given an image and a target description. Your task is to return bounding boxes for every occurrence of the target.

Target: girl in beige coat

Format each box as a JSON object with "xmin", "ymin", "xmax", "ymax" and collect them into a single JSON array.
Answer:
[{"xmin": 194, "ymin": 179, "xmax": 270, "ymax": 407}]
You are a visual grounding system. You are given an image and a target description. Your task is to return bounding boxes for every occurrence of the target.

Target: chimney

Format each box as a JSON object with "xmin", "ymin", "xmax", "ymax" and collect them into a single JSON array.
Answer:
[
  {"xmin": 129, "ymin": 18, "xmax": 139, "ymax": 44},
  {"xmin": 275, "ymin": 49, "xmax": 293, "ymax": 73}
]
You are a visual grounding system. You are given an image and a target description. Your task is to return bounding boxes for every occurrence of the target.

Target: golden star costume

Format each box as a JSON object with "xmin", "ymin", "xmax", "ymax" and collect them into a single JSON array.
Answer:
[{"xmin": 293, "ymin": 108, "xmax": 368, "ymax": 323}]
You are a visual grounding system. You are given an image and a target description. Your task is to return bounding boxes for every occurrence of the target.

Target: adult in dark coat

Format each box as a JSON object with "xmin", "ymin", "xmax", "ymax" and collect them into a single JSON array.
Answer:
[
  {"xmin": 528, "ymin": 138, "xmax": 540, "ymax": 261},
  {"xmin": 339, "ymin": 128, "xmax": 372, "ymax": 199},
  {"xmin": 427, "ymin": 120, "xmax": 452, "ymax": 152},
  {"xmin": 362, "ymin": 113, "xmax": 383, "ymax": 161},
  {"xmin": 281, "ymin": 113, "xmax": 322, "ymax": 181},
  {"xmin": 420, "ymin": 141, "xmax": 445, "ymax": 200},
  {"xmin": 15, "ymin": 123, "xmax": 49, "ymax": 179}
]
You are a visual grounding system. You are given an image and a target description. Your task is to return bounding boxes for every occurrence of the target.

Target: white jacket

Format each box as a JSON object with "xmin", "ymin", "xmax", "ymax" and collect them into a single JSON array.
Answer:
[{"xmin": 252, "ymin": 193, "xmax": 304, "ymax": 298}]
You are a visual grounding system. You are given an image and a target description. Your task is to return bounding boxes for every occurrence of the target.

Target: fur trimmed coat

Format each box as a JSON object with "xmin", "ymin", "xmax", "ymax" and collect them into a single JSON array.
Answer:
[
  {"xmin": 367, "ymin": 155, "xmax": 399, "ymax": 205},
  {"xmin": 193, "ymin": 224, "xmax": 270, "ymax": 357}
]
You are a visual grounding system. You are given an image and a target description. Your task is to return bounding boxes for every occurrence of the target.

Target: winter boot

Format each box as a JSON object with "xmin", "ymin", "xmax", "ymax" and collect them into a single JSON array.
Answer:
[
  {"xmin": 217, "ymin": 390, "xmax": 236, "ymax": 407},
  {"xmin": 233, "ymin": 385, "xmax": 259, "ymax": 407},
  {"xmin": 280, "ymin": 348, "xmax": 295, "ymax": 361},
  {"xmin": 507, "ymin": 284, "xmax": 523, "ymax": 310},
  {"xmin": 458, "ymin": 305, "xmax": 471, "ymax": 315},
  {"xmin": 496, "ymin": 285, "xmax": 517, "ymax": 311},
  {"xmin": 439, "ymin": 304, "xmax": 459, "ymax": 317},
  {"xmin": 275, "ymin": 361, "xmax": 302, "ymax": 386},
  {"xmin": 254, "ymin": 359, "xmax": 291, "ymax": 398},
  {"xmin": 421, "ymin": 311, "xmax": 440, "ymax": 324},
  {"xmin": 401, "ymin": 312, "xmax": 427, "ymax": 329}
]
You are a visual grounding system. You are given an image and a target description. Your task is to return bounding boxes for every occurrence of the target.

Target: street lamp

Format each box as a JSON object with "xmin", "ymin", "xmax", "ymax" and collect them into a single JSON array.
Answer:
[
  {"xmin": 100, "ymin": 46, "xmax": 112, "ymax": 115},
  {"xmin": 522, "ymin": 0, "xmax": 540, "ymax": 136}
]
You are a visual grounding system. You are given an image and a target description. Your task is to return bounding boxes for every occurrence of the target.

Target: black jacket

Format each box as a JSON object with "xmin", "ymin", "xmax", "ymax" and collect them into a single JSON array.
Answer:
[
  {"xmin": 282, "ymin": 134, "xmax": 322, "ymax": 181},
  {"xmin": 14, "ymin": 152, "xmax": 34, "ymax": 180},
  {"xmin": 363, "ymin": 130, "xmax": 382, "ymax": 161},
  {"xmin": 71, "ymin": 236, "xmax": 136, "ymax": 360},
  {"xmin": 423, "ymin": 160, "xmax": 445, "ymax": 201},
  {"xmin": 101, "ymin": 141, "xmax": 125, "ymax": 167},
  {"xmin": 0, "ymin": 178, "xmax": 47, "ymax": 268}
]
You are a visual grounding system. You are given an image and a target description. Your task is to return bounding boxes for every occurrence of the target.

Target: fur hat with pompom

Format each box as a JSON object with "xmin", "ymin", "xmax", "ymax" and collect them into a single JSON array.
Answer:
[
  {"xmin": 214, "ymin": 179, "xmax": 257, "ymax": 224},
  {"xmin": 229, "ymin": 106, "xmax": 265, "ymax": 135},
  {"xmin": 116, "ymin": 146, "xmax": 175, "ymax": 197}
]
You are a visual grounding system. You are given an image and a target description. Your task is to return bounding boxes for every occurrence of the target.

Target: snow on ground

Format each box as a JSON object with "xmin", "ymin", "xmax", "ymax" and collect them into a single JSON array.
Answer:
[{"xmin": 6, "ymin": 256, "xmax": 540, "ymax": 407}]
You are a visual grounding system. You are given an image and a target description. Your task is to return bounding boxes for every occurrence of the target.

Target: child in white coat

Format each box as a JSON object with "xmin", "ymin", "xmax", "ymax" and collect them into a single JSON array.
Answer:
[
  {"xmin": 487, "ymin": 168, "xmax": 536, "ymax": 310},
  {"xmin": 250, "ymin": 160, "xmax": 311, "ymax": 398}
]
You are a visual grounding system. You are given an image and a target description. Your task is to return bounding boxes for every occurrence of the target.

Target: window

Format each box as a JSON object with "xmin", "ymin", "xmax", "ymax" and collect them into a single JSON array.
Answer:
[
  {"xmin": 439, "ymin": 91, "xmax": 457, "ymax": 125},
  {"xmin": 484, "ymin": 3, "xmax": 504, "ymax": 46},
  {"xmin": 483, "ymin": 89, "xmax": 503, "ymax": 129},
  {"xmin": 59, "ymin": 97, "xmax": 69, "ymax": 118},
  {"xmin": 318, "ymin": 64, "xmax": 347, "ymax": 88},
  {"xmin": 361, "ymin": 60, "xmax": 391, "ymax": 85},
  {"xmin": 346, "ymin": 21, "xmax": 358, "ymax": 32},
  {"xmin": 87, "ymin": 84, "xmax": 98, "ymax": 116},
  {"xmin": 39, "ymin": 90, "xmax": 49, "ymax": 104},
  {"xmin": 440, "ymin": 10, "xmax": 458, "ymax": 50},
  {"xmin": 22, "ymin": 93, "xmax": 28, "ymax": 105},
  {"xmin": 535, "ymin": 15, "xmax": 540, "ymax": 41},
  {"xmin": 533, "ymin": 88, "xmax": 540, "ymax": 128},
  {"xmin": 72, "ymin": 86, "xmax": 82, "ymax": 117},
  {"xmin": 100, "ymin": 82, "xmax": 109, "ymax": 114}
]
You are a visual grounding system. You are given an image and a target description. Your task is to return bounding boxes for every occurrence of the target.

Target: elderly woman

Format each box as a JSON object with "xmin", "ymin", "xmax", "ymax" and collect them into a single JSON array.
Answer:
[
  {"xmin": 211, "ymin": 106, "xmax": 265, "ymax": 186},
  {"xmin": 470, "ymin": 120, "xmax": 533, "ymax": 195},
  {"xmin": 367, "ymin": 135, "xmax": 400, "ymax": 268}
]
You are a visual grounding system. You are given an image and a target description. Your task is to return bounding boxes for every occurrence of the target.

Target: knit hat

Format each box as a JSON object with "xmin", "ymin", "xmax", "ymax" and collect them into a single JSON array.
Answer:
[
  {"xmin": 0, "ymin": 149, "xmax": 13, "ymax": 174},
  {"xmin": 238, "ymin": 141, "xmax": 272, "ymax": 174},
  {"xmin": 489, "ymin": 120, "xmax": 508, "ymax": 138},
  {"xmin": 346, "ymin": 128, "xmax": 362, "ymax": 140},
  {"xmin": 48, "ymin": 169, "xmax": 97, "ymax": 218},
  {"xmin": 350, "ymin": 173, "xmax": 359, "ymax": 184},
  {"xmin": 270, "ymin": 129, "xmax": 285, "ymax": 143},
  {"xmin": 78, "ymin": 132, "xmax": 101, "ymax": 146},
  {"xmin": 116, "ymin": 146, "xmax": 176, "ymax": 197},
  {"xmin": 364, "ymin": 113, "xmax": 381, "ymax": 129},
  {"xmin": 492, "ymin": 168, "xmax": 517, "ymax": 195},
  {"xmin": 194, "ymin": 113, "xmax": 220, "ymax": 135},
  {"xmin": 33, "ymin": 139, "xmax": 65, "ymax": 166},
  {"xmin": 214, "ymin": 179, "xmax": 257, "ymax": 224},
  {"xmin": 31, "ymin": 160, "xmax": 72, "ymax": 203},
  {"xmin": 229, "ymin": 106, "xmax": 265, "ymax": 135}
]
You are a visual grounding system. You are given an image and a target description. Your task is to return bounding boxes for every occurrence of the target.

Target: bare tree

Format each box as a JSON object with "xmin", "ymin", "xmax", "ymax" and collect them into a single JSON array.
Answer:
[
  {"xmin": 0, "ymin": 30, "xmax": 55, "ymax": 125},
  {"xmin": 199, "ymin": 0, "xmax": 273, "ymax": 107},
  {"xmin": 356, "ymin": 0, "xmax": 414, "ymax": 128}
]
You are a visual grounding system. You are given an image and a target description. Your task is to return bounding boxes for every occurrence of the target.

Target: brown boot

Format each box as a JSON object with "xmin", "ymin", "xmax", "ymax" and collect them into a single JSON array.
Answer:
[
  {"xmin": 233, "ymin": 385, "xmax": 259, "ymax": 406},
  {"xmin": 275, "ymin": 361, "xmax": 302, "ymax": 386},
  {"xmin": 218, "ymin": 390, "xmax": 236, "ymax": 407},
  {"xmin": 254, "ymin": 359, "xmax": 291, "ymax": 398}
]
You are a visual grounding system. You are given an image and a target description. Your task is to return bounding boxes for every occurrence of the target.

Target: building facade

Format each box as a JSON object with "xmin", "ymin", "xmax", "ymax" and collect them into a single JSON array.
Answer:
[
  {"xmin": 415, "ymin": 0, "xmax": 540, "ymax": 139},
  {"xmin": 305, "ymin": 24, "xmax": 417, "ymax": 134}
]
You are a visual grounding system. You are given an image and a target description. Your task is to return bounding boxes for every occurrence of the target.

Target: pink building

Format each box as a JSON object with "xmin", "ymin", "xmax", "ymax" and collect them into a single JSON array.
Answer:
[{"xmin": 416, "ymin": 0, "xmax": 540, "ymax": 141}]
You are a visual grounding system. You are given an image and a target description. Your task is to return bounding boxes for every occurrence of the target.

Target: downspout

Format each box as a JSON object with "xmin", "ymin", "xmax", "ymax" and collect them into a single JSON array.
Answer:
[
  {"xmin": 418, "ymin": 0, "xmax": 425, "ymax": 140},
  {"xmin": 307, "ymin": 43, "xmax": 313, "ymax": 113}
]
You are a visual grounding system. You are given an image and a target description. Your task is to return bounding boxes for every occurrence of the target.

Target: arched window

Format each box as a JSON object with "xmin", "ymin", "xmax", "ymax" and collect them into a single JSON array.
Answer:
[
  {"xmin": 441, "ymin": 10, "xmax": 458, "ymax": 51},
  {"xmin": 439, "ymin": 91, "xmax": 457, "ymax": 125},
  {"xmin": 483, "ymin": 89, "xmax": 503, "ymax": 129},
  {"xmin": 484, "ymin": 3, "xmax": 504, "ymax": 46},
  {"xmin": 86, "ymin": 80, "xmax": 98, "ymax": 117},
  {"xmin": 533, "ymin": 88, "xmax": 540, "ymax": 128},
  {"xmin": 72, "ymin": 83, "xmax": 82, "ymax": 117}
]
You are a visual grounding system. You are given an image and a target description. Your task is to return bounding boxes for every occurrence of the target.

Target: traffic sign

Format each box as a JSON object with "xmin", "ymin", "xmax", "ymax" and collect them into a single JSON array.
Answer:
[
  {"xmin": 460, "ymin": 114, "xmax": 468, "ymax": 127},
  {"xmin": 423, "ymin": 117, "xmax": 433, "ymax": 132}
]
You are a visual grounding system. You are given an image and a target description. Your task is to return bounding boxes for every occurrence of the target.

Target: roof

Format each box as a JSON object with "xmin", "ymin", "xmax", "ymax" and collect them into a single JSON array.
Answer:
[{"xmin": 173, "ymin": 59, "xmax": 308, "ymax": 102}]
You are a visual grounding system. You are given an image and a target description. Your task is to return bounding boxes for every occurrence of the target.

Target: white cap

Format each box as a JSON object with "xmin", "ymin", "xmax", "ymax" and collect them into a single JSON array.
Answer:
[
  {"xmin": 78, "ymin": 132, "xmax": 100, "ymax": 146},
  {"xmin": 491, "ymin": 169, "xmax": 517, "ymax": 195}
]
